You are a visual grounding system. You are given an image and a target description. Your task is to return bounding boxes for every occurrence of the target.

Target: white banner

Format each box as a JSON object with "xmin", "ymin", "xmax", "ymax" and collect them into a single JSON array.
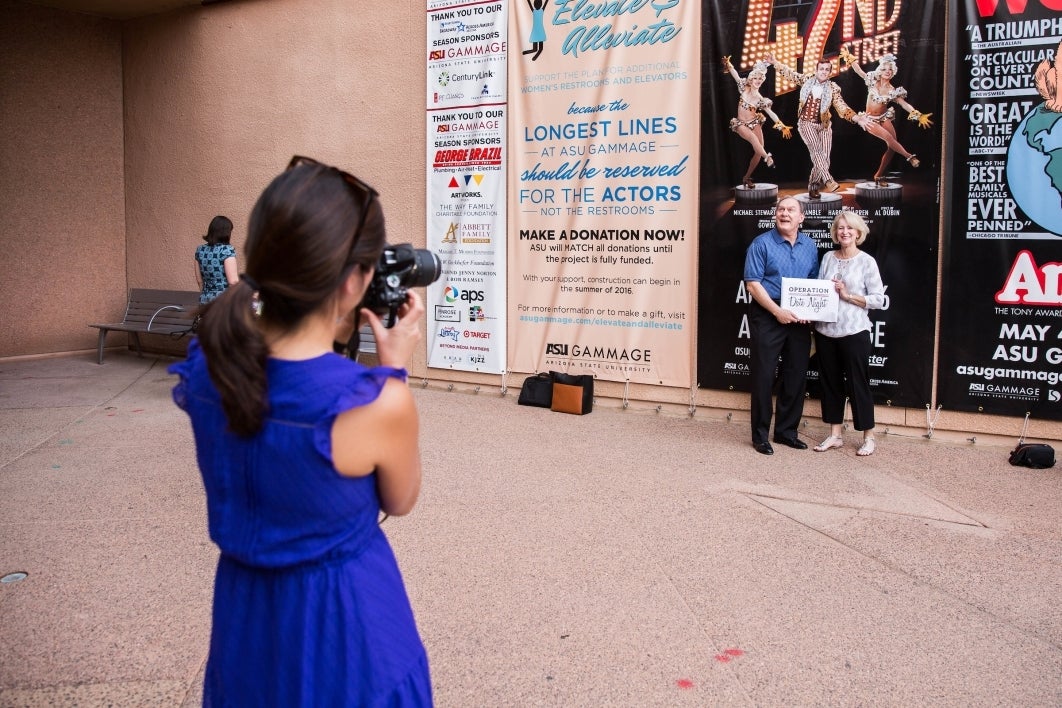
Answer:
[{"xmin": 425, "ymin": 0, "xmax": 508, "ymax": 374}]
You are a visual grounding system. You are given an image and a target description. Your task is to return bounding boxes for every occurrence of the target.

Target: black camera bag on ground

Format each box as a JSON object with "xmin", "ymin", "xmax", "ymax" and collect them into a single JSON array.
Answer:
[
  {"xmin": 1008, "ymin": 443, "xmax": 1056, "ymax": 469},
  {"xmin": 517, "ymin": 373, "xmax": 553, "ymax": 408}
]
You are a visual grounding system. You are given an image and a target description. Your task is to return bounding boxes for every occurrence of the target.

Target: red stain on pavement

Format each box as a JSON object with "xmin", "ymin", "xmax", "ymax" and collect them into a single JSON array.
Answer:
[
  {"xmin": 676, "ymin": 679, "xmax": 694, "ymax": 689},
  {"xmin": 715, "ymin": 648, "xmax": 744, "ymax": 663}
]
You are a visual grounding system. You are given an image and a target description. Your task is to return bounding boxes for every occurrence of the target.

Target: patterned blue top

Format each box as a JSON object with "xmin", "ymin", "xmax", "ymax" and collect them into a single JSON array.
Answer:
[
  {"xmin": 195, "ymin": 243, "xmax": 237, "ymax": 303},
  {"xmin": 743, "ymin": 228, "xmax": 820, "ymax": 300}
]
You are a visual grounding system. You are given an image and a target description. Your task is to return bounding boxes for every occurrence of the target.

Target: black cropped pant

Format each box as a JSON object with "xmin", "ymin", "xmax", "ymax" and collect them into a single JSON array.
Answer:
[{"xmin": 814, "ymin": 330, "xmax": 875, "ymax": 431}]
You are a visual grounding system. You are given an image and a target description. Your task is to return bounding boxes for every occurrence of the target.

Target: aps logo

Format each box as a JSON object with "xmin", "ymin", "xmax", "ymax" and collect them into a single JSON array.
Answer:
[{"xmin": 444, "ymin": 285, "xmax": 485, "ymax": 303}]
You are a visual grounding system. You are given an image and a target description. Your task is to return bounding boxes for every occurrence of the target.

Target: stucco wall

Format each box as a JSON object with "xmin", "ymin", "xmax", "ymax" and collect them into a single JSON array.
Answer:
[
  {"xmin": 0, "ymin": 1, "xmax": 125, "ymax": 357},
  {"xmin": 121, "ymin": 0, "xmax": 425, "ymax": 367}
]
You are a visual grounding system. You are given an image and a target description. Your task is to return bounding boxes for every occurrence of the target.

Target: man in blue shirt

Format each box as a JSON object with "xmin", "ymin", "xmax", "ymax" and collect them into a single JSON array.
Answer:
[{"xmin": 743, "ymin": 196, "xmax": 820, "ymax": 455}]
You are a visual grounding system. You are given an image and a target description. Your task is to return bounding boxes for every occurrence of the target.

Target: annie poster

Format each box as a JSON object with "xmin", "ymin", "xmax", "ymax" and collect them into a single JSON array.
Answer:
[
  {"xmin": 939, "ymin": 0, "xmax": 1062, "ymax": 420},
  {"xmin": 698, "ymin": 1, "xmax": 944, "ymax": 408}
]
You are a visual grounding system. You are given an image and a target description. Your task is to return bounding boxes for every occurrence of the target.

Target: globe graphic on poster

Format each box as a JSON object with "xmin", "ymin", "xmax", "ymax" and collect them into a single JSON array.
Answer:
[{"xmin": 1006, "ymin": 103, "xmax": 1062, "ymax": 236}]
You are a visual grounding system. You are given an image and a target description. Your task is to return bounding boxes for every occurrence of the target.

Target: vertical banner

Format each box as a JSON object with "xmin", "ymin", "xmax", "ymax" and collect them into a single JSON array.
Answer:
[
  {"xmin": 507, "ymin": 0, "xmax": 700, "ymax": 386},
  {"xmin": 939, "ymin": 2, "xmax": 1062, "ymax": 419},
  {"xmin": 426, "ymin": 0, "xmax": 508, "ymax": 374},
  {"xmin": 697, "ymin": 1, "xmax": 943, "ymax": 408}
]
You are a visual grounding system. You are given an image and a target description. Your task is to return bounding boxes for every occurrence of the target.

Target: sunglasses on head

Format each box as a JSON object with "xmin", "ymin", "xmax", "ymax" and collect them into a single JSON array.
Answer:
[{"xmin": 286, "ymin": 155, "xmax": 379, "ymax": 262}]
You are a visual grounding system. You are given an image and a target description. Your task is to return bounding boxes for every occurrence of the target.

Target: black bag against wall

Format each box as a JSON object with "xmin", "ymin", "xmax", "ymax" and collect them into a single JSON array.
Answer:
[
  {"xmin": 517, "ymin": 372, "xmax": 553, "ymax": 408},
  {"xmin": 1008, "ymin": 443, "xmax": 1056, "ymax": 469},
  {"xmin": 549, "ymin": 371, "xmax": 594, "ymax": 415}
]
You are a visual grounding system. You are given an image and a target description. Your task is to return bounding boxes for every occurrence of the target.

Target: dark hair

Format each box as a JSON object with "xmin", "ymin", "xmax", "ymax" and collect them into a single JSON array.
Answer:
[
  {"xmin": 196, "ymin": 161, "xmax": 385, "ymax": 436},
  {"xmin": 203, "ymin": 215, "xmax": 234, "ymax": 244}
]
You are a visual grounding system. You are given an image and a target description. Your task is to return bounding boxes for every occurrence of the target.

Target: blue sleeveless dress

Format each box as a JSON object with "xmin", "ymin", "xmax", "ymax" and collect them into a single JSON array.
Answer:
[{"xmin": 170, "ymin": 340, "xmax": 432, "ymax": 707}]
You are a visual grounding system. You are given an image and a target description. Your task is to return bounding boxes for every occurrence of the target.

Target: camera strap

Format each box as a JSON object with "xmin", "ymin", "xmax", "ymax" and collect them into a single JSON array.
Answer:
[{"xmin": 333, "ymin": 328, "xmax": 361, "ymax": 359}]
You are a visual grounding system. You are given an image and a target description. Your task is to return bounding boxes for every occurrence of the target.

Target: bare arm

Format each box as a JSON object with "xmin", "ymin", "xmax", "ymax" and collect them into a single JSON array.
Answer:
[
  {"xmin": 223, "ymin": 256, "xmax": 239, "ymax": 286},
  {"xmin": 840, "ymin": 47, "xmax": 867, "ymax": 79},
  {"xmin": 194, "ymin": 258, "xmax": 202, "ymax": 289},
  {"xmin": 332, "ymin": 379, "xmax": 422, "ymax": 516}
]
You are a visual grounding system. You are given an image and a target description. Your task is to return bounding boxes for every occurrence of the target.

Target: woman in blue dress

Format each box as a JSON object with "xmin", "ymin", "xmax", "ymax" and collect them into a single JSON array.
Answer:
[
  {"xmin": 194, "ymin": 216, "xmax": 239, "ymax": 304},
  {"xmin": 170, "ymin": 156, "xmax": 432, "ymax": 706}
]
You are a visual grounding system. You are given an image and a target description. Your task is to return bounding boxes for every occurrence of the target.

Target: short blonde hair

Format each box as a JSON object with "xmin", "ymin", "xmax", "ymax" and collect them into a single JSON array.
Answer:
[{"xmin": 831, "ymin": 210, "xmax": 869, "ymax": 245}]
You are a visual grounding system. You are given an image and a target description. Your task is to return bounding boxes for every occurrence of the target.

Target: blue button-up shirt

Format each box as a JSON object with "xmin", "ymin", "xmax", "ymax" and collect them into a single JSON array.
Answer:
[{"xmin": 743, "ymin": 228, "xmax": 819, "ymax": 300}]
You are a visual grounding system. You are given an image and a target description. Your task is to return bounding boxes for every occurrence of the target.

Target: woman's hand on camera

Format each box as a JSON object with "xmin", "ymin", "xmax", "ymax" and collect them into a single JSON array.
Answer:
[{"xmin": 362, "ymin": 290, "xmax": 425, "ymax": 369}]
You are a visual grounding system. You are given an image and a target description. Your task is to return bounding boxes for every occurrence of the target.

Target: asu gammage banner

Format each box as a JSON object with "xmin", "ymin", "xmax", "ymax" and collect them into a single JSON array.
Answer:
[
  {"xmin": 506, "ymin": 0, "xmax": 700, "ymax": 387},
  {"xmin": 426, "ymin": 0, "xmax": 508, "ymax": 374},
  {"xmin": 939, "ymin": 1, "xmax": 1062, "ymax": 420}
]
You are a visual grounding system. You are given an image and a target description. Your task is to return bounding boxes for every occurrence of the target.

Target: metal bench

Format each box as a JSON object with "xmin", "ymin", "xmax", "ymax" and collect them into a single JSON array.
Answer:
[{"xmin": 89, "ymin": 288, "xmax": 201, "ymax": 364}]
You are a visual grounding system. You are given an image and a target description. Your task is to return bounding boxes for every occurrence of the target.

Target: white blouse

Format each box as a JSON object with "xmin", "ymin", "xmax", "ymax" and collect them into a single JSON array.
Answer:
[{"xmin": 814, "ymin": 250, "xmax": 886, "ymax": 338}]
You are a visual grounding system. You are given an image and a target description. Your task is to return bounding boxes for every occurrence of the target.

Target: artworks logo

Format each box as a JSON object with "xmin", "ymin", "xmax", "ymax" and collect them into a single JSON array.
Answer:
[
  {"xmin": 546, "ymin": 343, "xmax": 569, "ymax": 356},
  {"xmin": 469, "ymin": 305, "xmax": 485, "ymax": 321},
  {"xmin": 449, "ymin": 173, "xmax": 485, "ymax": 189}
]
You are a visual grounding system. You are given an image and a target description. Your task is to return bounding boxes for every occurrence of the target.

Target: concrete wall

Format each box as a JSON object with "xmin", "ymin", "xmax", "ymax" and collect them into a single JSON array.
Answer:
[
  {"xmin": 2, "ymin": 0, "xmax": 1059, "ymax": 443},
  {"xmin": 0, "ymin": 1, "xmax": 125, "ymax": 357}
]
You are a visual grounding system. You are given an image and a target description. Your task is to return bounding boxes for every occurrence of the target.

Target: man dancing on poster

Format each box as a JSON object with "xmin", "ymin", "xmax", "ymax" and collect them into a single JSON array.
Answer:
[{"xmin": 767, "ymin": 54, "xmax": 860, "ymax": 198}]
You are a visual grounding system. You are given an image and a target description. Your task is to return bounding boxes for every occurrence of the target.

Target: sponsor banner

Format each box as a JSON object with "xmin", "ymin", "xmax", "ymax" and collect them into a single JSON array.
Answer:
[
  {"xmin": 697, "ymin": 1, "xmax": 942, "ymax": 407},
  {"xmin": 426, "ymin": 0, "xmax": 507, "ymax": 373},
  {"xmin": 939, "ymin": 2, "xmax": 1062, "ymax": 419},
  {"xmin": 506, "ymin": 0, "xmax": 700, "ymax": 386}
]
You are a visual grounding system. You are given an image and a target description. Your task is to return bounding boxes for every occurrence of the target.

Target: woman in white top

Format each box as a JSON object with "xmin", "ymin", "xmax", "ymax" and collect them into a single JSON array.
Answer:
[{"xmin": 812, "ymin": 211, "xmax": 886, "ymax": 456}]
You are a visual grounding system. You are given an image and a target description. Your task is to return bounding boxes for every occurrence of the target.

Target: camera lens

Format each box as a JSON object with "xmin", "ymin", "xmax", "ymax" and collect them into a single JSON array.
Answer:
[{"xmin": 406, "ymin": 247, "xmax": 442, "ymax": 288}]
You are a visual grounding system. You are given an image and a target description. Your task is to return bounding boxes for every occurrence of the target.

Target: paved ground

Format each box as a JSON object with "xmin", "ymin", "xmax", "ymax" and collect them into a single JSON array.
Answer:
[{"xmin": 0, "ymin": 353, "xmax": 1059, "ymax": 707}]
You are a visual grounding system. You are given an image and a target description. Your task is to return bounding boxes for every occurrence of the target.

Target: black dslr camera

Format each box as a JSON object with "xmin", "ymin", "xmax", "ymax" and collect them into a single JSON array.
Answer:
[{"xmin": 362, "ymin": 243, "xmax": 441, "ymax": 328}]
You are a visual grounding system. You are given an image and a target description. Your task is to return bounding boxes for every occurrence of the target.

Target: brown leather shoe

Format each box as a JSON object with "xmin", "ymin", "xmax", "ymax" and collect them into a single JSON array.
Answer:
[{"xmin": 808, "ymin": 186, "xmax": 821, "ymax": 199}]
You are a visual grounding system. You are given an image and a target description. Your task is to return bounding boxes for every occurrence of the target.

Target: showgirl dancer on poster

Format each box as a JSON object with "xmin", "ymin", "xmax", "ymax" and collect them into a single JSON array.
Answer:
[
  {"xmin": 840, "ymin": 47, "xmax": 932, "ymax": 186},
  {"xmin": 722, "ymin": 56, "xmax": 793, "ymax": 188}
]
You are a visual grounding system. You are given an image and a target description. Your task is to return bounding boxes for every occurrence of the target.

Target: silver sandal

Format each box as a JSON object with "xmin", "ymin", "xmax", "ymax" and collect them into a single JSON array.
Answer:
[{"xmin": 813, "ymin": 435, "xmax": 843, "ymax": 452}]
